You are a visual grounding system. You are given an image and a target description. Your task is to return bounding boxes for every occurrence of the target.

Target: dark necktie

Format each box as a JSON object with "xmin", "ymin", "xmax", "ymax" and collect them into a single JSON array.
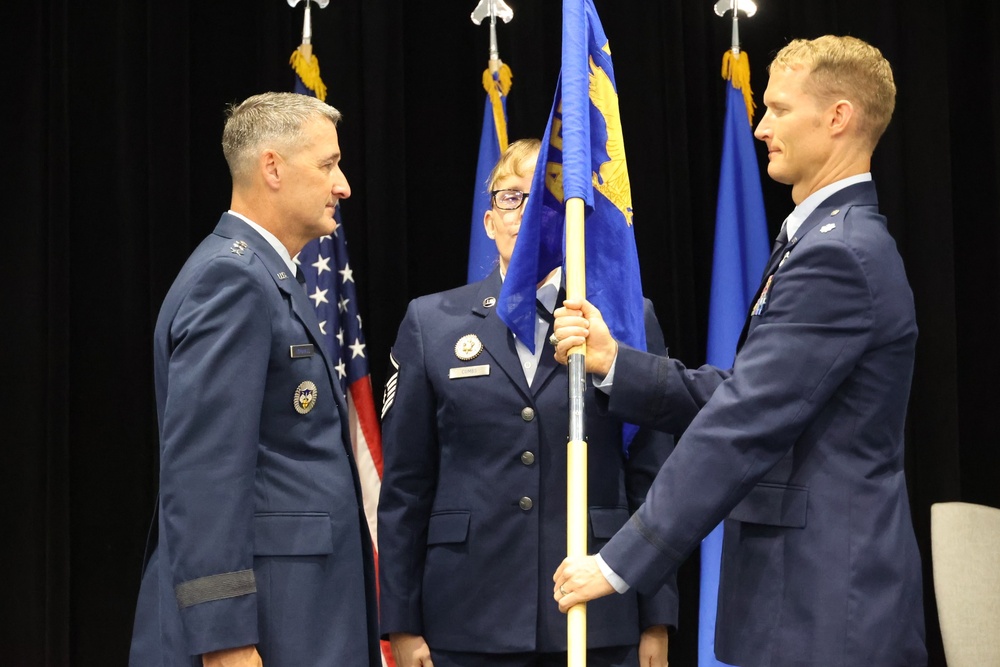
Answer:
[
  {"xmin": 536, "ymin": 299, "xmax": 554, "ymax": 325},
  {"xmin": 762, "ymin": 219, "xmax": 790, "ymax": 277},
  {"xmin": 775, "ymin": 220, "xmax": 788, "ymax": 248},
  {"xmin": 772, "ymin": 219, "xmax": 789, "ymax": 255},
  {"xmin": 295, "ymin": 267, "xmax": 309, "ymax": 295}
]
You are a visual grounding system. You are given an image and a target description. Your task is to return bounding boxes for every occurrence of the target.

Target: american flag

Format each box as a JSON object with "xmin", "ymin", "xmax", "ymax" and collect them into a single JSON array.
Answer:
[
  {"xmin": 297, "ymin": 208, "xmax": 384, "ymax": 538},
  {"xmin": 291, "ymin": 24, "xmax": 393, "ymax": 664},
  {"xmin": 297, "ymin": 211, "xmax": 391, "ymax": 666}
]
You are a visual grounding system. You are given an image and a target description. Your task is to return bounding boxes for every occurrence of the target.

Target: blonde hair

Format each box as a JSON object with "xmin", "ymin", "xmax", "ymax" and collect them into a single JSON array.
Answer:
[
  {"xmin": 487, "ymin": 138, "xmax": 542, "ymax": 191},
  {"xmin": 771, "ymin": 35, "xmax": 895, "ymax": 150},
  {"xmin": 222, "ymin": 92, "xmax": 342, "ymax": 186}
]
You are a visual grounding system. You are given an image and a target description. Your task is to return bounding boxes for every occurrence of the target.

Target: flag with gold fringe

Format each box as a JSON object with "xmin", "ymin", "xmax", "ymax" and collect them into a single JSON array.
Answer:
[
  {"xmin": 497, "ymin": 0, "xmax": 645, "ymax": 359},
  {"xmin": 700, "ymin": 48, "xmax": 769, "ymax": 667},
  {"xmin": 290, "ymin": 44, "xmax": 328, "ymax": 101},
  {"xmin": 289, "ymin": 38, "xmax": 397, "ymax": 667},
  {"xmin": 468, "ymin": 61, "xmax": 512, "ymax": 282}
]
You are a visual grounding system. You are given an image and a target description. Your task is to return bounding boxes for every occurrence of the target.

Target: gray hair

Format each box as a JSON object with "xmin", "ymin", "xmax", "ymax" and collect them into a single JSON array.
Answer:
[{"xmin": 222, "ymin": 92, "xmax": 342, "ymax": 185}]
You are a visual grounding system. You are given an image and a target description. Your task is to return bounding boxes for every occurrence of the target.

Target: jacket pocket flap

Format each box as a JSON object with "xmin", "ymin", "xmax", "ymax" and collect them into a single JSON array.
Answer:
[
  {"xmin": 253, "ymin": 512, "xmax": 334, "ymax": 556},
  {"xmin": 427, "ymin": 511, "xmax": 470, "ymax": 545},
  {"xmin": 589, "ymin": 507, "xmax": 630, "ymax": 539},
  {"xmin": 728, "ymin": 483, "xmax": 808, "ymax": 528}
]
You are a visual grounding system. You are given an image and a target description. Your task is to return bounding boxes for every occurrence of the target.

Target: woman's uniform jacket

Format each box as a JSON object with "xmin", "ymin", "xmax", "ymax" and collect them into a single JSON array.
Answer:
[{"xmin": 378, "ymin": 267, "xmax": 678, "ymax": 654}]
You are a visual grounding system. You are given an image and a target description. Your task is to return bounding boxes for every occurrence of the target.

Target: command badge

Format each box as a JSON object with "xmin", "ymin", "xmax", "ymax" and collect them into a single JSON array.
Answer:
[
  {"xmin": 455, "ymin": 334, "xmax": 484, "ymax": 361},
  {"xmin": 294, "ymin": 381, "xmax": 318, "ymax": 414}
]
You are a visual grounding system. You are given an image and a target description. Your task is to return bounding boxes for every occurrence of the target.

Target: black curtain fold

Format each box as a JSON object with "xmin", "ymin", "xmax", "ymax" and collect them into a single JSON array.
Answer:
[{"xmin": 5, "ymin": 1, "xmax": 998, "ymax": 664}]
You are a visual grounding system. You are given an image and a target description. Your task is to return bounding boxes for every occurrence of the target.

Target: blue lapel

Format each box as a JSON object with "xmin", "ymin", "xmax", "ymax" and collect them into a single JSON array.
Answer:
[
  {"xmin": 736, "ymin": 181, "xmax": 880, "ymax": 353},
  {"xmin": 213, "ymin": 213, "xmax": 350, "ymax": 421},
  {"xmin": 789, "ymin": 180, "xmax": 878, "ymax": 243},
  {"xmin": 469, "ymin": 269, "xmax": 535, "ymax": 402}
]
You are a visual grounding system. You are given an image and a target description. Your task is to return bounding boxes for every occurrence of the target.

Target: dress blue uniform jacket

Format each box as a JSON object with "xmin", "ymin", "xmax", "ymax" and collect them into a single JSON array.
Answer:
[
  {"xmin": 130, "ymin": 213, "xmax": 380, "ymax": 666},
  {"xmin": 377, "ymin": 268, "xmax": 678, "ymax": 654},
  {"xmin": 597, "ymin": 182, "xmax": 926, "ymax": 667}
]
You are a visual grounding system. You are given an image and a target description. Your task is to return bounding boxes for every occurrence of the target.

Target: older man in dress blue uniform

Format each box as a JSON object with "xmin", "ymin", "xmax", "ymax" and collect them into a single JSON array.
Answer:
[
  {"xmin": 129, "ymin": 92, "xmax": 380, "ymax": 667},
  {"xmin": 551, "ymin": 36, "xmax": 927, "ymax": 667}
]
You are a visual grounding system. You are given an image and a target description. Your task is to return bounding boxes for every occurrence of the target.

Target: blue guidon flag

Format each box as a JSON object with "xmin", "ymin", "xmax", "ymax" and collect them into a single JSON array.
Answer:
[
  {"xmin": 497, "ymin": 0, "xmax": 646, "ymax": 362},
  {"xmin": 468, "ymin": 62, "xmax": 513, "ymax": 283}
]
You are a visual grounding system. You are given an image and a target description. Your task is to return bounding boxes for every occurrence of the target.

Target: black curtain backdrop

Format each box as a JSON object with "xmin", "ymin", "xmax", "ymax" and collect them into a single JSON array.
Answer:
[{"xmin": 4, "ymin": 1, "xmax": 998, "ymax": 665}]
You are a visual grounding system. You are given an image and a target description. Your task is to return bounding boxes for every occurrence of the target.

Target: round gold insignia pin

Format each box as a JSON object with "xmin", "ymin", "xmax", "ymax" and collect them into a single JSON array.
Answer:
[
  {"xmin": 293, "ymin": 380, "xmax": 318, "ymax": 414},
  {"xmin": 455, "ymin": 334, "xmax": 484, "ymax": 361},
  {"xmin": 482, "ymin": 296, "xmax": 497, "ymax": 308}
]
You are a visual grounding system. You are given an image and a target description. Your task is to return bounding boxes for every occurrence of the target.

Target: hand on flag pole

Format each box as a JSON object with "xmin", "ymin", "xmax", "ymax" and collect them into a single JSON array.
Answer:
[
  {"xmin": 553, "ymin": 555, "xmax": 614, "ymax": 613},
  {"xmin": 551, "ymin": 298, "xmax": 618, "ymax": 377}
]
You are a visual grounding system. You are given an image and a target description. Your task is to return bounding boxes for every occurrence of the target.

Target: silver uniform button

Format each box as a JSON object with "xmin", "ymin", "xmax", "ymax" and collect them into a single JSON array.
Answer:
[
  {"xmin": 521, "ymin": 451, "xmax": 536, "ymax": 465},
  {"xmin": 521, "ymin": 407, "xmax": 535, "ymax": 421},
  {"xmin": 519, "ymin": 497, "xmax": 534, "ymax": 511}
]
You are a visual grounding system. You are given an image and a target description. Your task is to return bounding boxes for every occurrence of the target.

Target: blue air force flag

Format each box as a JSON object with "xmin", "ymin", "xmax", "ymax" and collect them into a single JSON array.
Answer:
[
  {"xmin": 497, "ymin": 0, "xmax": 645, "ymax": 362},
  {"xmin": 469, "ymin": 65, "xmax": 512, "ymax": 282},
  {"xmin": 700, "ymin": 53, "xmax": 770, "ymax": 667}
]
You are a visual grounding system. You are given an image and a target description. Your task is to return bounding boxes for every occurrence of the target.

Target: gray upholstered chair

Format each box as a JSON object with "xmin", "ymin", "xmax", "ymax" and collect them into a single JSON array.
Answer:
[{"xmin": 931, "ymin": 501, "xmax": 1000, "ymax": 667}]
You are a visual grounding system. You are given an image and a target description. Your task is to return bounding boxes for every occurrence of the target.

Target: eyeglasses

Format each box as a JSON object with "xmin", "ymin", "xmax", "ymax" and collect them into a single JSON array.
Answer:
[{"xmin": 490, "ymin": 189, "xmax": 530, "ymax": 211}]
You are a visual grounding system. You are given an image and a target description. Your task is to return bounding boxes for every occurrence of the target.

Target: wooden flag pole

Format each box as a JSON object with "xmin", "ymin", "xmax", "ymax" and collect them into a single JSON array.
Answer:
[{"xmin": 565, "ymin": 196, "xmax": 587, "ymax": 667}]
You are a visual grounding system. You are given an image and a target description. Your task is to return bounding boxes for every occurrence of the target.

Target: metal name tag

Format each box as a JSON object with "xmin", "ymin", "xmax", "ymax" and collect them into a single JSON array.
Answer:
[
  {"xmin": 449, "ymin": 364, "xmax": 491, "ymax": 379},
  {"xmin": 290, "ymin": 344, "xmax": 315, "ymax": 358}
]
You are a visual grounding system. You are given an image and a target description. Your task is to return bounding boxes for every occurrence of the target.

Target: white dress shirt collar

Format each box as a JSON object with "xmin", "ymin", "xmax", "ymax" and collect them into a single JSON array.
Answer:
[
  {"xmin": 227, "ymin": 210, "xmax": 298, "ymax": 275},
  {"xmin": 784, "ymin": 173, "xmax": 872, "ymax": 240}
]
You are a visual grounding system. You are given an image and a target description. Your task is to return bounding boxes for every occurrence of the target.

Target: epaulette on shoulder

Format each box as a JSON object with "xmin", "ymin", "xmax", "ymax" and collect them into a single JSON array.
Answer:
[
  {"xmin": 816, "ymin": 207, "xmax": 847, "ymax": 239},
  {"xmin": 219, "ymin": 238, "xmax": 256, "ymax": 265}
]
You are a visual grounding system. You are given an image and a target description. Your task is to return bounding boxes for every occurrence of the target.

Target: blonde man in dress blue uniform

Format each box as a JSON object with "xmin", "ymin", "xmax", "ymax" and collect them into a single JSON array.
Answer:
[{"xmin": 552, "ymin": 35, "xmax": 926, "ymax": 667}]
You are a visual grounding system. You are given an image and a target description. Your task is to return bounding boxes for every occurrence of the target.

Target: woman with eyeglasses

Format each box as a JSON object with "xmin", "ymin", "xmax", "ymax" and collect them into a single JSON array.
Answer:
[{"xmin": 377, "ymin": 138, "xmax": 677, "ymax": 667}]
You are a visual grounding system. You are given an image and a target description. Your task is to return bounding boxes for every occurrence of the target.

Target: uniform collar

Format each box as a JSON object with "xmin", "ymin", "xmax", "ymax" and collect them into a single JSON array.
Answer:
[
  {"xmin": 227, "ymin": 210, "xmax": 298, "ymax": 275},
  {"xmin": 785, "ymin": 173, "xmax": 872, "ymax": 240}
]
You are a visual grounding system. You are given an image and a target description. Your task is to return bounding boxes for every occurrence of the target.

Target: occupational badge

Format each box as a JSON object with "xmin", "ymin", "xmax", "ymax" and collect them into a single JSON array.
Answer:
[
  {"xmin": 454, "ymin": 334, "xmax": 484, "ymax": 361},
  {"xmin": 820, "ymin": 223, "xmax": 837, "ymax": 233},
  {"xmin": 293, "ymin": 380, "xmax": 318, "ymax": 414},
  {"xmin": 381, "ymin": 352, "xmax": 399, "ymax": 420}
]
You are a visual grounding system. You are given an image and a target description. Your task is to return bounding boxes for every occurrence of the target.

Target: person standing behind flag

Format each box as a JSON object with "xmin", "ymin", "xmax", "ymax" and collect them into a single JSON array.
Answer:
[
  {"xmin": 129, "ymin": 92, "xmax": 380, "ymax": 667},
  {"xmin": 378, "ymin": 139, "xmax": 676, "ymax": 667},
  {"xmin": 551, "ymin": 35, "xmax": 926, "ymax": 667}
]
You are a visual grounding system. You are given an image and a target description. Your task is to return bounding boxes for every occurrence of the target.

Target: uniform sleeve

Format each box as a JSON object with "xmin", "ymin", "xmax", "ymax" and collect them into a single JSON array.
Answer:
[
  {"xmin": 377, "ymin": 299, "xmax": 439, "ymax": 638},
  {"xmin": 621, "ymin": 300, "xmax": 679, "ymax": 629},
  {"xmin": 605, "ymin": 348, "xmax": 730, "ymax": 438},
  {"xmin": 625, "ymin": 299, "xmax": 679, "ymax": 630},
  {"xmin": 604, "ymin": 239, "xmax": 876, "ymax": 594},
  {"xmin": 159, "ymin": 256, "xmax": 271, "ymax": 654}
]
